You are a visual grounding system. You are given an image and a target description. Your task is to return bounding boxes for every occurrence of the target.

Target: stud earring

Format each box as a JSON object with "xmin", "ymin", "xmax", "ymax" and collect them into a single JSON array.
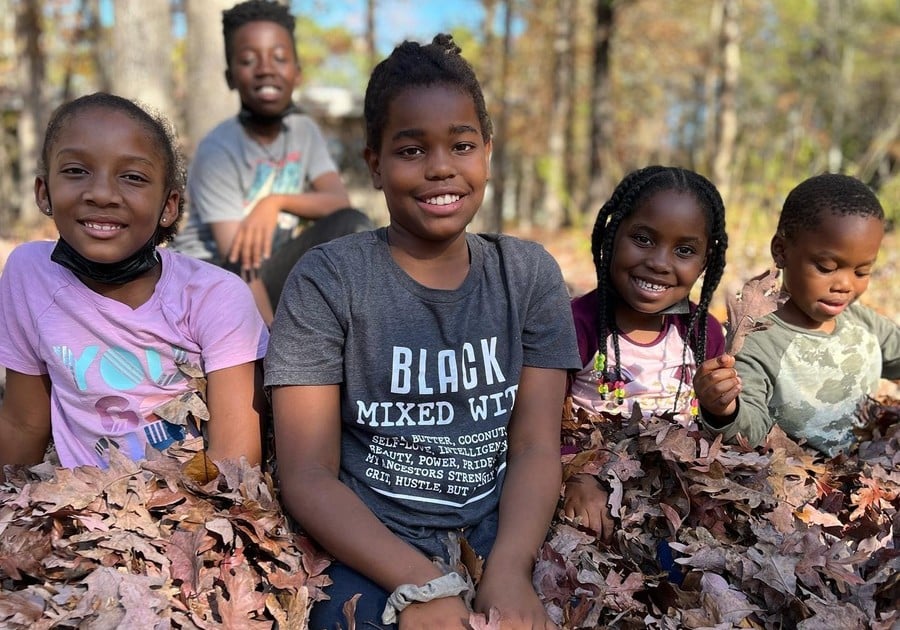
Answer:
[{"xmin": 42, "ymin": 206, "xmax": 53, "ymax": 216}]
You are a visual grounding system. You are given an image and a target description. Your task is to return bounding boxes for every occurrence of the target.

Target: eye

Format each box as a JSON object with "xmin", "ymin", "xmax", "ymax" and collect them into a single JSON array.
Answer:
[
  {"xmin": 814, "ymin": 262, "xmax": 836, "ymax": 273},
  {"xmin": 675, "ymin": 245, "xmax": 698, "ymax": 257},
  {"xmin": 60, "ymin": 166, "xmax": 88, "ymax": 176},
  {"xmin": 396, "ymin": 146, "xmax": 424, "ymax": 158},
  {"xmin": 121, "ymin": 172, "xmax": 150, "ymax": 184},
  {"xmin": 855, "ymin": 268, "xmax": 873, "ymax": 278},
  {"xmin": 631, "ymin": 234, "xmax": 652, "ymax": 246},
  {"xmin": 453, "ymin": 141, "xmax": 477, "ymax": 154}
]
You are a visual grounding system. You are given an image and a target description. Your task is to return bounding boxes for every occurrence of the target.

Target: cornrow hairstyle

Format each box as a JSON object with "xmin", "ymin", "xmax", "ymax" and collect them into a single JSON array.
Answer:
[
  {"xmin": 363, "ymin": 32, "xmax": 492, "ymax": 153},
  {"xmin": 777, "ymin": 173, "xmax": 885, "ymax": 241},
  {"xmin": 39, "ymin": 92, "xmax": 187, "ymax": 246},
  {"xmin": 222, "ymin": 0, "xmax": 296, "ymax": 66},
  {"xmin": 591, "ymin": 165, "xmax": 728, "ymax": 412}
]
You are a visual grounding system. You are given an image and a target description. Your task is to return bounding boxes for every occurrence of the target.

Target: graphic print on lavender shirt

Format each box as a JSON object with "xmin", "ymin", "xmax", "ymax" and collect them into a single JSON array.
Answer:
[{"xmin": 53, "ymin": 341, "xmax": 200, "ymax": 463}]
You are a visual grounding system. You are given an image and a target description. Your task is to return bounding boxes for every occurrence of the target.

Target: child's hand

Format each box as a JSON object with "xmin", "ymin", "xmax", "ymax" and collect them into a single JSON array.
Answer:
[
  {"xmin": 693, "ymin": 354, "xmax": 742, "ymax": 419},
  {"xmin": 399, "ymin": 596, "xmax": 470, "ymax": 629},
  {"xmin": 474, "ymin": 571, "xmax": 558, "ymax": 629},
  {"xmin": 228, "ymin": 195, "xmax": 282, "ymax": 272},
  {"xmin": 563, "ymin": 473, "xmax": 614, "ymax": 541}
]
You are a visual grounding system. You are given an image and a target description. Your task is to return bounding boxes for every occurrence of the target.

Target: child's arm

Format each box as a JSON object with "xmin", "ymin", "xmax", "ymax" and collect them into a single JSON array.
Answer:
[
  {"xmin": 0, "ymin": 370, "xmax": 52, "ymax": 480},
  {"xmin": 272, "ymin": 383, "xmax": 471, "ymax": 628},
  {"xmin": 204, "ymin": 361, "xmax": 264, "ymax": 466},
  {"xmin": 563, "ymin": 473, "xmax": 614, "ymax": 541},
  {"xmin": 473, "ymin": 366, "xmax": 565, "ymax": 628},
  {"xmin": 222, "ymin": 172, "xmax": 352, "ymax": 273}
]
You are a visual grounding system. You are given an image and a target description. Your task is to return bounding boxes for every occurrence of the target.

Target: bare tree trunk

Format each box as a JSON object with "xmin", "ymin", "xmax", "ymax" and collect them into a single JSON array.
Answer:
[
  {"xmin": 822, "ymin": 0, "xmax": 852, "ymax": 173},
  {"xmin": 0, "ymin": 0, "xmax": 17, "ymax": 228},
  {"xmin": 700, "ymin": 0, "xmax": 724, "ymax": 173},
  {"xmin": 16, "ymin": 0, "xmax": 45, "ymax": 226},
  {"xmin": 483, "ymin": 0, "xmax": 512, "ymax": 234},
  {"xmin": 541, "ymin": 0, "xmax": 573, "ymax": 230},
  {"xmin": 711, "ymin": 0, "xmax": 739, "ymax": 205},
  {"xmin": 585, "ymin": 0, "xmax": 616, "ymax": 216},
  {"xmin": 185, "ymin": 0, "xmax": 236, "ymax": 155},
  {"xmin": 109, "ymin": 0, "xmax": 175, "ymax": 123},
  {"xmin": 365, "ymin": 0, "xmax": 377, "ymax": 73},
  {"xmin": 565, "ymin": 0, "xmax": 592, "ymax": 227}
]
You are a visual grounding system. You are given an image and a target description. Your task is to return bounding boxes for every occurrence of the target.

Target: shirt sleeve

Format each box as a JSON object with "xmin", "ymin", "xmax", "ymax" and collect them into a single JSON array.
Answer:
[
  {"xmin": 301, "ymin": 118, "xmax": 341, "ymax": 183},
  {"xmin": 858, "ymin": 305, "xmax": 900, "ymax": 379},
  {"xmin": 521, "ymin": 247, "xmax": 582, "ymax": 370},
  {"xmin": 700, "ymin": 326, "xmax": 779, "ymax": 447},
  {"xmin": 264, "ymin": 248, "xmax": 347, "ymax": 386},
  {"xmin": 705, "ymin": 312, "xmax": 726, "ymax": 359},
  {"xmin": 0, "ymin": 245, "xmax": 47, "ymax": 375},
  {"xmin": 187, "ymin": 134, "xmax": 247, "ymax": 224},
  {"xmin": 188, "ymin": 268, "xmax": 269, "ymax": 373}
]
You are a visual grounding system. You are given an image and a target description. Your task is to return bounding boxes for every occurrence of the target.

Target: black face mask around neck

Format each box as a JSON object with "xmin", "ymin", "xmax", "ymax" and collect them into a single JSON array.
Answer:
[
  {"xmin": 50, "ymin": 235, "xmax": 160, "ymax": 285},
  {"xmin": 237, "ymin": 103, "xmax": 297, "ymax": 127}
]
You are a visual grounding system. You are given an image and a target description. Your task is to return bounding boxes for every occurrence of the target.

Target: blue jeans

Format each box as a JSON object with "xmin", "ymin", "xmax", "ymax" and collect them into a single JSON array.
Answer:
[{"xmin": 308, "ymin": 512, "xmax": 498, "ymax": 630}]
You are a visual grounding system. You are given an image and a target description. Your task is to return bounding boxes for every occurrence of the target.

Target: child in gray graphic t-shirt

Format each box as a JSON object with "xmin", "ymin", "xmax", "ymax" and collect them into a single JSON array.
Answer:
[{"xmin": 265, "ymin": 33, "xmax": 580, "ymax": 629}]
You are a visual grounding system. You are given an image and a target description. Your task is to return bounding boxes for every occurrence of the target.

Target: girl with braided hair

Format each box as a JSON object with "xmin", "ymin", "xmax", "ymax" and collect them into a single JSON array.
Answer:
[{"xmin": 564, "ymin": 165, "xmax": 729, "ymax": 538}]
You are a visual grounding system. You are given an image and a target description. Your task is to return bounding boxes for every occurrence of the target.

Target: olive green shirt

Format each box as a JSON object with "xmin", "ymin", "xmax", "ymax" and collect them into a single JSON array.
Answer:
[{"xmin": 702, "ymin": 303, "xmax": 900, "ymax": 456}]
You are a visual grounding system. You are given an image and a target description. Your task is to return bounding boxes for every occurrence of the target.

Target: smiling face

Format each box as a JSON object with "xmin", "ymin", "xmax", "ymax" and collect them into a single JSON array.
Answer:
[
  {"xmin": 772, "ymin": 212, "xmax": 884, "ymax": 332},
  {"xmin": 609, "ymin": 190, "xmax": 709, "ymax": 331},
  {"xmin": 226, "ymin": 20, "xmax": 299, "ymax": 117},
  {"xmin": 364, "ymin": 84, "xmax": 491, "ymax": 254},
  {"xmin": 35, "ymin": 107, "xmax": 179, "ymax": 264}
]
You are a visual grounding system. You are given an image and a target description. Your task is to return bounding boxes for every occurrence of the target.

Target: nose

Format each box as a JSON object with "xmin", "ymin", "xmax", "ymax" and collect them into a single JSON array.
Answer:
[
  {"xmin": 831, "ymin": 270, "xmax": 853, "ymax": 292},
  {"xmin": 644, "ymin": 248, "xmax": 672, "ymax": 273},
  {"xmin": 82, "ymin": 172, "xmax": 122, "ymax": 206},
  {"xmin": 425, "ymin": 148, "xmax": 456, "ymax": 180},
  {"xmin": 255, "ymin": 54, "xmax": 275, "ymax": 76}
]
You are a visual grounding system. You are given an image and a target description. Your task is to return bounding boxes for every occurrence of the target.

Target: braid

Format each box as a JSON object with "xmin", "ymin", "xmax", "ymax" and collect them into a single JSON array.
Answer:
[
  {"xmin": 590, "ymin": 166, "xmax": 728, "ymax": 412},
  {"xmin": 591, "ymin": 166, "xmax": 668, "ymax": 382}
]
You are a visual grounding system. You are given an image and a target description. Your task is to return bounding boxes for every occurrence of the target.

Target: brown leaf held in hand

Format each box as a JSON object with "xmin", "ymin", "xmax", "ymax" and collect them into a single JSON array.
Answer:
[{"xmin": 725, "ymin": 268, "xmax": 786, "ymax": 354}]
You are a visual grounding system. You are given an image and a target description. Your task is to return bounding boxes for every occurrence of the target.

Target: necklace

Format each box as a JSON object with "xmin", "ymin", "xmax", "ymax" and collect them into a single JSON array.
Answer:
[{"xmin": 248, "ymin": 123, "xmax": 288, "ymax": 166}]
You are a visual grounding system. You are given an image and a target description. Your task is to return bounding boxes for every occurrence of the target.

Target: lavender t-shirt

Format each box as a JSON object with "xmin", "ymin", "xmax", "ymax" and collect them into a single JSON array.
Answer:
[{"xmin": 0, "ymin": 241, "xmax": 268, "ymax": 468}]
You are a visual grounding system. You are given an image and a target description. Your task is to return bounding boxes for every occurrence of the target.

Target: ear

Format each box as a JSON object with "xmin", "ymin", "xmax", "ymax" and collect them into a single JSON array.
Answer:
[
  {"xmin": 159, "ymin": 190, "xmax": 180, "ymax": 227},
  {"xmin": 363, "ymin": 146, "xmax": 383, "ymax": 190},
  {"xmin": 225, "ymin": 68, "xmax": 235, "ymax": 90},
  {"xmin": 34, "ymin": 177, "xmax": 50, "ymax": 213},
  {"xmin": 484, "ymin": 137, "xmax": 493, "ymax": 181},
  {"xmin": 770, "ymin": 233, "xmax": 786, "ymax": 269}
]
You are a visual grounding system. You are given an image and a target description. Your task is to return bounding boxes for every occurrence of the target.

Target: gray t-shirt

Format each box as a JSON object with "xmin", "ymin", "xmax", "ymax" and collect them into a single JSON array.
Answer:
[
  {"xmin": 265, "ymin": 229, "xmax": 581, "ymax": 547},
  {"xmin": 173, "ymin": 114, "xmax": 339, "ymax": 263},
  {"xmin": 702, "ymin": 303, "xmax": 900, "ymax": 456}
]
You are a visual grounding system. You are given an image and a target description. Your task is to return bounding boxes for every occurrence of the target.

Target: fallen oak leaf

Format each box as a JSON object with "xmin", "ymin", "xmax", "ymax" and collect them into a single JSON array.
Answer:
[
  {"xmin": 182, "ymin": 450, "xmax": 219, "ymax": 485},
  {"xmin": 725, "ymin": 268, "xmax": 786, "ymax": 354}
]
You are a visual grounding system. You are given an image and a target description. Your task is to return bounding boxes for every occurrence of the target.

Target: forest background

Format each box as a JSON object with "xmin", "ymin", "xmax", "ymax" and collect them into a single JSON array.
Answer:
[{"xmin": 0, "ymin": 0, "xmax": 898, "ymax": 320}]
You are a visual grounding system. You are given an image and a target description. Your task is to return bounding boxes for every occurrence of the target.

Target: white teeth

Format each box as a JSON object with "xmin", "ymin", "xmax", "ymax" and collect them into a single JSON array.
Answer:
[
  {"xmin": 257, "ymin": 86, "xmax": 280, "ymax": 96},
  {"xmin": 84, "ymin": 222, "xmax": 123, "ymax": 231},
  {"xmin": 425, "ymin": 194, "xmax": 461, "ymax": 206},
  {"xmin": 635, "ymin": 278, "xmax": 667, "ymax": 292}
]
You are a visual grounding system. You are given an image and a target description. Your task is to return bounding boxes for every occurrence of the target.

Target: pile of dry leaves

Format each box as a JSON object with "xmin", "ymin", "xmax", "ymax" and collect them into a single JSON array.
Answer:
[
  {"xmin": 539, "ymin": 396, "xmax": 899, "ymax": 629},
  {"xmin": 0, "ymin": 442, "xmax": 331, "ymax": 629}
]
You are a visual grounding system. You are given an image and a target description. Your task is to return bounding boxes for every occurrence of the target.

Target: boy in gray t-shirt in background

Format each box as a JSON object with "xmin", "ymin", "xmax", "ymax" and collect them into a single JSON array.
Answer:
[{"xmin": 174, "ymin": 0, "xmax": 370, "ymax": 324}]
